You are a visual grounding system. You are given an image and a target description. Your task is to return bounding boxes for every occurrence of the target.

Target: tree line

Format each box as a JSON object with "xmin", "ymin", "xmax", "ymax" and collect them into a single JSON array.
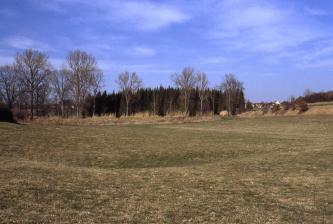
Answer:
[
  {"xmin": 0, "ymin": 48, "xmax": 246, "ymax": 120},
  {"xmin": 85, "ymin": 86, "xmax": 245, "ymax": 117},
  {"xmin": 300, "ymin": 90, "xmax": 333, "ymax": 103}
]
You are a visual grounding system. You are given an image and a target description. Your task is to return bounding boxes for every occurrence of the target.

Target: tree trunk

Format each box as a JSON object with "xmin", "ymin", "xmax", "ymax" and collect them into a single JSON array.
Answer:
[
  {"xmin": 228, "ymin": 92, "xmax": 231, "ymax": 116},
  {"xmin": 76, "ymin": 104, "xmax": 79, "ymax": 117},
  {"xmin": 169, "ymin": 100, "xmax": 173, "ymax": 115},
  {"xmin": 184, "ymin": 92, "xmax": 188, "ymax": 117},
  {"xmin": 61, "ymin": 100, "xmax": 64, "ymax": 117},
  {"xmin": 153, "ymin": 92, "xmax": 156, "ymax": 115},
  {"xmin": 212, "ymin": 94, "xmax": 215, "ymax": 115},
  {"xmin": 76, "ymin": 95, "xmax": 80, "ymax": 117},
  {"xmin": 30, "ymin": 91, "xmax": 34, "ymax": 120},
  {"xmin": 126, "ymin": 97, "xmax": 129, "ymax": 116},
  {"xmin": 36, "ymin": 92, "xmax": 39, "ymax": 118},
  {"xmin": 93, "ymin": 96, "xmax": 96, "ymax": 117},
  {"xmin": 200, "ymin": 98, "xmax": 203, "ymax": 116}
]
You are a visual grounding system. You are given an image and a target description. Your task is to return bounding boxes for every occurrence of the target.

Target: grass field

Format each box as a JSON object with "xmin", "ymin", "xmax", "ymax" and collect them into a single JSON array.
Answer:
[{"xmin": 0, "ymin": 116, "xmax": 332, "ymax": 223}]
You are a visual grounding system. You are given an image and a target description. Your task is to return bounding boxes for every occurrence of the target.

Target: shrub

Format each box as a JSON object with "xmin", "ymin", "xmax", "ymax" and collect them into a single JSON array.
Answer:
[
  {"xmin": 271, "ymin": 104, "xmax": 281, "ymax": 113},
  {"xmin": 289, "ymin": 101, "xmax": 297, "ymax": 111},
  {"xmin": 246, "ymin": 101, "xmax": 253, "ymax": 111},
  {"xmin": 281, "ymin": 102, "xmax": 290, "ymax": 110},
  {"xmin": 262, "ymin": 104, "xmax": 270, "ymax": 114},
  {"xmin": 295, "ymin": 100, "xmax": 309, "ymax": 112},
  {"xmin": 0, "ymin": 104, "xmax": 15, "ymax": 123},
  {"xmin": 12, "ymin": 109, "xmax": 27, "ymax": 121}
]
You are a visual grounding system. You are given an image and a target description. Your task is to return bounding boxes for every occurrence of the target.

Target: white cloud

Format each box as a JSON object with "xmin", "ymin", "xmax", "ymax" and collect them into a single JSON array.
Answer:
[
  {"xmin": 34, "ymin": 0, "xmax": 189, "ymax": 31},
  {"xmin": 131, "ymin": 46, "xmax": 156, "ymax": 57},
  {"xmin": 1, "ymin": 36, "xmax": 54, "ymax": 51},
  {"xmin": 108, "ymin": 1, "xmax": 188, "ymax": 31},
  {"xmin": 199, "ymin": 56, "xmax": 228, "ymax": 65},
  {"xmin": 206, "ymin": 0, "xmax": 326, "ymax": 53}
]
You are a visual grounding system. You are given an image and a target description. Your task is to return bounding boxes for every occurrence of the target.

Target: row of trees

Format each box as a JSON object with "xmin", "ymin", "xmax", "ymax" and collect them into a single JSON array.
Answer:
[
  {"xmin": 0, "ymin": 48, "xmax": 246, "ymax": 120},
  {"xmin": 301, "ymin": 90, "xmax": 333, "ymax": 103},
  {"xmin": 114, "ymin": 68, "xmax": 245, "ymax": 117},
  {"xmin": 0, "ymin": 49, "xmax": 103, "ymax": 119},
  {"xmin": 85, "ymin": 86, "xmax": 245, "ymax": 117}
]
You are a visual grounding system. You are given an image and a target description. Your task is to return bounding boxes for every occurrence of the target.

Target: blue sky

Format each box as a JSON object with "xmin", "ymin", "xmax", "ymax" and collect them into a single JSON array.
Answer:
[{"xmin": 0, "ymin": 0, "xmax": 333, "ymax": 101}]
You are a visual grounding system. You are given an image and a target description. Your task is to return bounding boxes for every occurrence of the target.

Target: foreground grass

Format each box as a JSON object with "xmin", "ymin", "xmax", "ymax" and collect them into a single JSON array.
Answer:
[{"xmin": 0, "ymin": 116, "xmax": 332, "ymax": 223}]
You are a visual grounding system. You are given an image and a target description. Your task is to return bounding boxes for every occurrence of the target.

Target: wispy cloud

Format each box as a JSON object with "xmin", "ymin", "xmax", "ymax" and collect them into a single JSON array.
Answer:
[
  {"xmin": 293, "ymin": 41, "xmax": 333, "ymax": 68},
  {"xmin": 206, "ymin": 0, "xmax": 326, "ymax": 53},
  {"xmin": 33, "ymin": 0, "xmax": 189, "ymax": 31},
  {"xmin": 304, "ymin": 6, "xmax": 329, "ymax": 16},
  {"xmin": 0, "ymin": 55, "xmax": 14, "ymax": 65},
  {"xmin": 198, "ymin": 56, "xmax": 228, "ymax": 65},
  {"xmin": 106, "ymin": 1, "xmax": 189, "ymax": 31},
  {"xmin": 1, "ymin": 36, "xmax": 54, "ymax": 51},
  {"xmin": 0, "ymin": 8, "xmax": 18, "ymax": 17},
  {"xmin": 131, "ymin": 46, "xmax": 156, "ymax": 57}
]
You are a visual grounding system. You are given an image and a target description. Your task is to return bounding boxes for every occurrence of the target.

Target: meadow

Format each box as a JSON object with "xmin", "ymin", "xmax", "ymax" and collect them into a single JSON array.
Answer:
[{"xmin": 0, "ymin": 115, "xmax": 332, "ymax": 223}]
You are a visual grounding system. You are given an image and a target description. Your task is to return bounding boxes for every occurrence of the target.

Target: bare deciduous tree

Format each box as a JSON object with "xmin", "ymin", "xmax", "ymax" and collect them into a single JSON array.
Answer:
[
  {"xmin": 197, "ymin": 71, "xmax": 209, "ymax": 116},
  {"xmin": 91, "ymin": 69, "xmax": 103, "ymax": 117},
  {"xmin": 51, "ymin": 68, "xmax": 70, "ymax": 117},
  {"xmin": 117, "ymin": 71, "xmax": 142, "ymax": 116},
  {"xmin": 66, "ymin": 50, "xmax": 98, "ymax": 117},
  {"xmin": 0, "ymin": 65, "xmax": 19, "ymax": 109},
  {"xmin": 15, "ymin": 49, "xmax": 50, "ymax": 120},
  {"xmin": 220, "ymin": 73, "xmax": 244, "ymax": 115},
  {"xmin": 304, "ymin": 89, "xmax": 313, "ymax": 97},
  {"xmin": 35, "ymin": 79, "xmax": 50, "ymax": 117},
  {"xmin": 173, "ymin": 67, "xmax": 197, "ymax": 116}
]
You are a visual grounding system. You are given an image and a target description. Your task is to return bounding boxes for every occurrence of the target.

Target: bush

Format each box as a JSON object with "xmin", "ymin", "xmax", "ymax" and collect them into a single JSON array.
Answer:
[
  {"xmin": 289, "ymin": 101, "xmax": 297, "ymax": 111},
  {"xmin": 281, "ymin": 102, "xmax": 291, "ymax": 110},
  {"xmin": 0, "ymin": 104, "xmax": 15, "ymax": 123},
  {"xmin": 262, "ymin": 104, "xmax": 270, "ymax": 114},
  {"xmin": 271, "ymin": 104, "xmax": 281, "ymax": 113},
  {"xmin": 12, "ymin": 109, "xmax": 27, "ymax": 121},
  {"xmin": 295, "ymin": 100, "xmax": 309, "ymax": 112},
  {"xmin": 246, "ymin": 101, "xmax": 253, "ymax": 111}
]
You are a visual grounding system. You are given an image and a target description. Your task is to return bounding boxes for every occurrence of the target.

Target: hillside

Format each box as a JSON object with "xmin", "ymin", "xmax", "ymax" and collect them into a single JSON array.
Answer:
[{"xmin": 240, "ymin": 101, "xmax": 333, "ymax": 118}]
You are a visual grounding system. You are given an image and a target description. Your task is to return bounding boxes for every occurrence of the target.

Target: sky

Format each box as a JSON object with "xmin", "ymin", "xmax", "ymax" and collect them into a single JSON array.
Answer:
[{"xmin": 0, "ymin": 0, "xmax": 333, "ymax": 102}]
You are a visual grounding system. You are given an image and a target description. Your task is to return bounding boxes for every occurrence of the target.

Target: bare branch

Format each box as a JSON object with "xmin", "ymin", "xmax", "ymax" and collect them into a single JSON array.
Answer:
[
  {"xmin": 117, "ymin": 71, "xmax": 142, "ymax": 116},
  {"xmin": 172, "ymin": 67, "xmax": 197, "ymax": 116},
  {"xmin": 66, "ymin": 50, "xmax": 100, "ymax": 117},
  {"xmin": 15, "ymin": 49, "xmax": 50, "ymax": 119}
]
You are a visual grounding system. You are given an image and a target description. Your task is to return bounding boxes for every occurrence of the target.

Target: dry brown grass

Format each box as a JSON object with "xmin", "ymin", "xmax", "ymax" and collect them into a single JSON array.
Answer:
[
  {"xmin": 0, "ymin": 115, "xmax": 332, "ymax": 223},
  {"xmin": 305, "ymin": 103, "xmax": 333, "ymax": 115},
  {"xmin": 32, "ymin": 114, "xmax": 221, "ymax": 126},
  {"xmin": 239, "ymin": 102, "xmax": 333, "ymax": 118}
]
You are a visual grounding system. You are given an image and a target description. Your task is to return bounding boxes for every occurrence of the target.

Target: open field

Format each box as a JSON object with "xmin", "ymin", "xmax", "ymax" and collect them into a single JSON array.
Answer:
[{"xmin": 0, "ymin": 116, "xmax": 332, "ymax": 223}]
